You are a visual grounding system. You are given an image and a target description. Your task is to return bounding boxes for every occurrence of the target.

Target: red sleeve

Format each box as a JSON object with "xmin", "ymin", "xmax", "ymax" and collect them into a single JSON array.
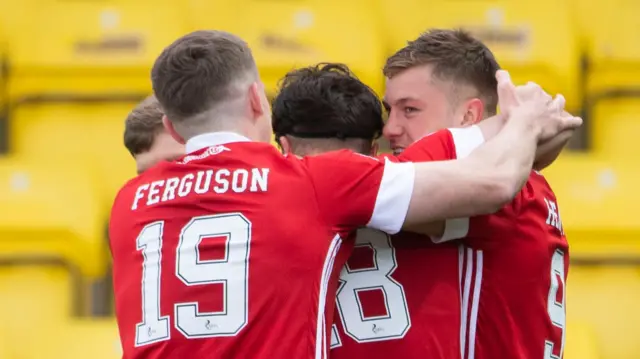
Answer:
[
  {"xmin": 396, "ymin": 126, "xmax": 488, "ymax": 243},
  {"xmin": 303, "ymin": 150, "xmax": 415, "ymax": 234},
  {"xmin": 397, "ymin": 126, "xmax": 485, "ymax": 163}
]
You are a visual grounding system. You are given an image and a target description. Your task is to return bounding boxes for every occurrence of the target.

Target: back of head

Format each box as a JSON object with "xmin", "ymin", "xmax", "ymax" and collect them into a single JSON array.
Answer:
[
  {"xmin": 124, "ymin": 95, "xmax": 185, "ymax": 174},
  {"xmin": 384, "ymin": 28, "xmax": 500, "ymax": 116},
  {"xmin": 272, "ymin": 63, "xmax": 383, "ymax": 156},
  {"xmin": 124, "ymin": 95, "xmax": 164, "ymax": 157},
  {"xmin": 151, "ymin": 30, "xmax": 260, "ymax": 139}
]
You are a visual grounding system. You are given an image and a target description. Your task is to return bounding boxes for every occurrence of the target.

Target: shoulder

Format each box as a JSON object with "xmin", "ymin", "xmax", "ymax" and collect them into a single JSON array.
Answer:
[
  {"xmin": 298, "ymin": 150, "xmax": 387, "ymax": 178},
  {"xmin": 306, "ymin": 149, "xmax": 382, "ymax": 164},
  {"xmin": 110, "ymin": 170, "xmax": 156, "ymax": 225},
  {"xmin": 519, "ymin": 171, "xmax": 557, "ymax": 205}
]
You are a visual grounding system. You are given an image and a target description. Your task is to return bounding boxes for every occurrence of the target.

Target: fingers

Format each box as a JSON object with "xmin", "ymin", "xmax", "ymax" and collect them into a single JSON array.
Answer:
[
  {"xmin": 496, "ymin": 70, "xmax": 519, "ymax": 113},
  {"xmin": 560, "ymin": 115, "xmax": 583, "ymax": 131},
  {"xmin": 516, "ymin": 82, "xmax": 550, "ymax": 103},
  {"xmin": 549, "ymin": 94, "xmax": 566, "ymax": 113}
]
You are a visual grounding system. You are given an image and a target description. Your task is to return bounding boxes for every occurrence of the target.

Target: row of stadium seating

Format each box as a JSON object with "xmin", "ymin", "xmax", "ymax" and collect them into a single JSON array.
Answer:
[
  {"xmin": 0, "ymin": 0, "xmax": 638, "ymax": 358},
  {"xmin": 0, "ymin": 0, "xmax": 637, "ymax": 261},
  {"xmin": 1, "ymin": 0, "xmax": 640, "ymax": 155}
]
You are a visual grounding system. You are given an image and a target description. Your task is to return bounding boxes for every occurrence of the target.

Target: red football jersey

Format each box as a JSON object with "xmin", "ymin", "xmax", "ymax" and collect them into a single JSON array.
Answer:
[
  {"xmin": 330, "ymin": 127, "xmax": 486, "ymax": 359},
  {"xmin": 109, "ymin": 132, "xmax": 416, "ymax": 359},
  {"xmin": 403, "ymin": 128, "xmax": 570, "ymax": 359}
]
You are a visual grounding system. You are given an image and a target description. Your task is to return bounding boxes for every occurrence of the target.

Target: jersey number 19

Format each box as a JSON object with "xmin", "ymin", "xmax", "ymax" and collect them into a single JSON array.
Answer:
[{"xmin": 134, "ymin": 213, "xmax": 251, "ymax": 347}]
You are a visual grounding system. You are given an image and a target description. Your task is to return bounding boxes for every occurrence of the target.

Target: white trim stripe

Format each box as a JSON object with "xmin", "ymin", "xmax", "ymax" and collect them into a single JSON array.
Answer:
[
  {"xmin": 460, "ymin": 247, "xmax": 473, "ymax": 359},
  {"xmin": 431, "ymin": 217, "xmax": 471, "ymax": 243},
  {"xmin": 315, "ymin": 234, "xmax": 342, "ymax": 359},
  {"xmin": 448, "ymin": 125, "xmax": 485, "ymax": 159},
  {"xmin": 468, "ymin": 250, "xmax": 483, "ymax": 359},
  {"xmin": 323, "ymin": 239, "xmax": 341, "ymax": 359},
  {"xmin": 460, "ymin": 247, "xmax": 484, "ymax": 359},
  {"xmin": 458, "ymin": 245, "xmax": 466, "ymax": 359},
  {"xmin": 366, "ymin": 159, "xmax": 415, "ymax": 235}
]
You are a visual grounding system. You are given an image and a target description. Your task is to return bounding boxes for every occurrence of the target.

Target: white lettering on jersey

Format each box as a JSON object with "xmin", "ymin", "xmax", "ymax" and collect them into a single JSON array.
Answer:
[
  {"xmin": 130, "ymin": 168, "xmax": 270, "ymax": 210},
  {"xmin": 544, "ymin": 198, "xmax": 563, "ymax": 234}
]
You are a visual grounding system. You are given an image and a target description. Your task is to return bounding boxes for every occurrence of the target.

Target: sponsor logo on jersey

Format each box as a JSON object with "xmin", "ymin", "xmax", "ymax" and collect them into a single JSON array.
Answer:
[{"xmin": 179, "ymin": 145, "xmax": 230, "ymax": 164}]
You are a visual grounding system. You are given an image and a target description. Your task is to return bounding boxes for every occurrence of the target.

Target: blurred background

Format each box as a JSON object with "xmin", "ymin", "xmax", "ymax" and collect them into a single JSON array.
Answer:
[{"xmin": 0, "ymin": 0, "xmax": 638, "ymax": 358}]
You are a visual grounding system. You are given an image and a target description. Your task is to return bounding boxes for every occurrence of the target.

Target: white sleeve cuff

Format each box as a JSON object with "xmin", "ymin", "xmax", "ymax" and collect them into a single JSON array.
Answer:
[
  {"xmin": 366, "ymin": 158, "xmax": 415, "ymax": 235},
  {"xmin": 431, "ymin": 217, "xmax": 470, "ymax": 243},
  {"xmin": 448, "ymin": 125, "xmax": 485, "ymax": 159}
]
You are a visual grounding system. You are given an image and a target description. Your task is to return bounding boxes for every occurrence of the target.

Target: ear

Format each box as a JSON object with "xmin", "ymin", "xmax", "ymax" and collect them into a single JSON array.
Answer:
[
  {"xmin": 162, "ymin": 115, "xmax": 186, "ymax": 145},
  {"xmin": 279, "ymin": 135, "xmax": 292, "ymax": 154},
  {"xmin": 248, "ymin": 82, "xmax": 265, "ymax": 122},
  {"xmin": 460, "ymin": 98, "xmax": 485, "ymax": 127},
  {"xmin": 370, "ymin": 142, "xmax": 379, "ymax": 156}
]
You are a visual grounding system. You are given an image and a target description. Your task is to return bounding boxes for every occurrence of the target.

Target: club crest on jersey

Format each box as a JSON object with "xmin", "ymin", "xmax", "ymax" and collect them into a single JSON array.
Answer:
[{"xmin": 179, "ymin": 145, "xmax": 230, "ymax": 164}]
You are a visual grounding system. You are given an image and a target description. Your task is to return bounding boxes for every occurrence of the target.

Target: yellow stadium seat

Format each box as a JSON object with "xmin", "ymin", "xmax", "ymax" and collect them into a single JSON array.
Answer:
[
  {"xmin": 0, "ymin": 266, "xmax": 74, "ymax": 358},
  {"xmin": 589, "ymin": 97, "xmax": 640, "ymax": 158},
  {"xmin": 565, "ymin": 0, "xmax": 599, "ymax": 52},
  {"xmin": 5, "ymin": 0, "xmax": 187, "ymax": 87},
  {"xmin": 0, "ymin": 15, "xmax": 6, "ymax": 149},
  {"xmin": 565, "ymin": 321, "xmax": 600, "ymax": 359},
  {"xmin": 568, "ymin": 266, "xmax": 640, "ymax": 359},
  {"xmin": 0, "ymin": 325, "xmax": 7, "ymax": 359},
  {"xmin": 542, "ymin": 153, "xmax": 640, "ymax": 258},
  {"xmin": 380, "ymin": 0, "xmax": 581, "ymax": 111},
  {"xmin": 9, "ymin": 102, "xmax": 142, "ymax": 206},
  {"xmin": 24, "ymin": 319, "xmax": 120, "ymax": 359},
  {"xmin": 580, "ymin": 1, "xmax": 640, "ymax": 157},
  {"xmin": 187, "ymin": 0, "xmax": 386, "ymax": 96},
  {"xmin": 583, "ymin": 0, "xmax": 640, "ymax": 91},
  {"xmin": 4, "ymin": 1, "xmax": 188, "ymax": 206},
  {"xmin": 0, "ymin": 156, "xmax": 106, "ymax": 277}
]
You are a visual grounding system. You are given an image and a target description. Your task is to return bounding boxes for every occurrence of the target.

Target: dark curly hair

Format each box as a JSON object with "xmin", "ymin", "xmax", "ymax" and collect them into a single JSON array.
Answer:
[{"xmin": 272, "ymin": 63, "xmax": 384, "ymax": 153}]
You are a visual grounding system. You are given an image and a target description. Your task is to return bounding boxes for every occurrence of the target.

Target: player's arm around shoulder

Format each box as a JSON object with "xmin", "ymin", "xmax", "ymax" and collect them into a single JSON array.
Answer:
[
  {"xmin": 385, "ymin": 123, "xmax": 514, "ymax": 240},
  {"xmin": 297, "ymin": 121, "xmax": 527, "ymax": 239},
  {"xmin": 403, "ymin": 70, "xmax": 582, "ymax": 228},
  {"xmin": 387, "ymin": 124, "xmax": 514, "ymax": 235},
  {"xmin": 300, "ymin": 149, "xmax": 415, "ymax": 235},
  {"xmin": 383, "ymin": 126, "xmax": 481, "ymax": 238}
]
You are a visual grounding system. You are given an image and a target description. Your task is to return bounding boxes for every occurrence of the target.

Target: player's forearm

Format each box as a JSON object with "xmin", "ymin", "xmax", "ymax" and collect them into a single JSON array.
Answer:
[
  {"xmin": 476, "ymin": 113, "xmax": 507, "ymax": 141},
  {"xmin": 402, "ymin": 159, "xmax": 512, "ymax": 226},
  {"xmin": 533, "ymin": 129, "xmax": 574, "ymax": 170},
  {"xmin": 402, "ymin": 130, "xmax": 566, "ymax": 237},
  {"xmin": 402, "ymin": 118, "xmax": 537, "ymax": 226},
  {"xmin": 469, "ymin": 115, "xmax": 539, "ymax": 204}
]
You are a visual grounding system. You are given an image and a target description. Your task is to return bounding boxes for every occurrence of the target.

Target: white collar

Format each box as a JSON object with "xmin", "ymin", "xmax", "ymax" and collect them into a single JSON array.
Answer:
[{"xmin": 185, "ymin": 132, "xmax": 251, "ymax": 153}]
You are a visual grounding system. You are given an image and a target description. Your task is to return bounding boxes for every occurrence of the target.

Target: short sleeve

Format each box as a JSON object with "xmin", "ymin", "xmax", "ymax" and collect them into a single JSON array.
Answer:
[
  {"xmin": 398, "ymin": 125, "xmax": 485, "ymax": 163},
  {"xmin": 398, "ymin": 125, "xmax": 486, "ymax": 243},
  {"xmin": 303, "ymin": 150, "xmax": 415, "ymax": 234}
]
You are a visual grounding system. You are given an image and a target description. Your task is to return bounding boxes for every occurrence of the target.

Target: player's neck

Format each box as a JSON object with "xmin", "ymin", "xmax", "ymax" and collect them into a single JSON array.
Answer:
[{"xmin": 185, "ymin": 131, "xmax": 252, "ymax": 153}]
